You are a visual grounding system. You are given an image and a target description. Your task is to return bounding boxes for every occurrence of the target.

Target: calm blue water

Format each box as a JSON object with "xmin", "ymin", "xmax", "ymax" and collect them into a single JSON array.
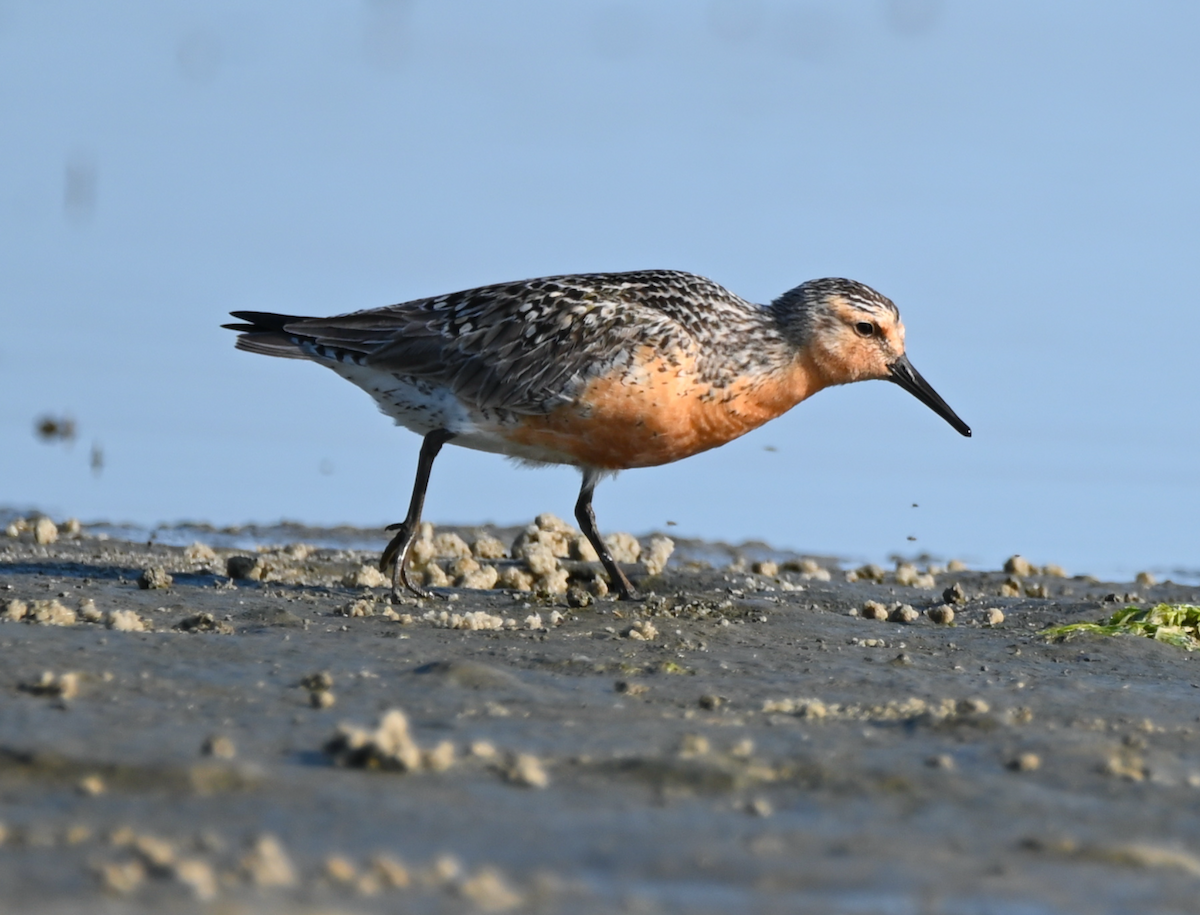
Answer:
[{"xmin": 2, "ymin": 3, "xmax": 1198, "ymax": 582}]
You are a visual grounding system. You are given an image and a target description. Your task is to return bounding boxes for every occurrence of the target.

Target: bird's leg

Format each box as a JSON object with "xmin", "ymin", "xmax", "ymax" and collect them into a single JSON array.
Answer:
[
  {"xmin": 574, "ymin": 469, "xmax": 636, "ymax": 601},
  {"xmin": 380, "ymin": 429, "xmax": 454, "ymax": 601}
]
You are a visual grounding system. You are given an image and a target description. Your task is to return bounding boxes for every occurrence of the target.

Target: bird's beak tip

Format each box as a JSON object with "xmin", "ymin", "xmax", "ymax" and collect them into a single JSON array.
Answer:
[{"xmin": 887, "ymin": 355, "xmax": 971, "ymax": 438}]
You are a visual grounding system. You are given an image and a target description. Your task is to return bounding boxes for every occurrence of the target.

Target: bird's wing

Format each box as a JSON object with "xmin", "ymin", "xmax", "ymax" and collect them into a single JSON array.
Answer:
[{"xmin": 282, "ymin": 271, "xmax": 741, "ymax": 413}]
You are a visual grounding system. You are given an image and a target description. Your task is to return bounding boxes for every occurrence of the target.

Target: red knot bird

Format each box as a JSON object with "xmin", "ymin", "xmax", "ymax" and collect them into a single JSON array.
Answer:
[{"xmin": 225, "ymin": 270, "xmax": 970, "ymax": 600}]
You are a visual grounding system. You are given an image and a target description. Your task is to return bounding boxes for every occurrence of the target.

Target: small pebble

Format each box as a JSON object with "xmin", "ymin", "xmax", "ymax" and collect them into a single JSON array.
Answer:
[
  {"xmin": 2, "ymin": 599, "xmax": 28, "ymax": 621},
  {"xmin": 752, "ymin": 560, "xmax": 778, "ymax": 577},
  {"xmin": 854, "ymin": 563, "xmax": 886, "ymax": 583},
  {"xmin": 730, "ymin": 738, "xmax": 754, "ymax": 758},
  {"xmin": 431, "ymin": 531, "xmax": 471, "ymax": 560},
  {"xmin": 505, "ymin": 753, "xmax": 550, "ymax": 788},
  {"xmin": 78, "ymin": 774, "xmax": 106, "ymax": 796},
  {"xmin": 471, "ymin": 534, "xmax": 507, "ymax": 560},
  {"xmin": 985, "ymin": 608, "xmax": 1005, "ymax": 627},
  {"xmin": 225, "ymin": 555, "xmax": 262, "ymax": 580},
  {"xmin": 240, "ymin": 834, "xmax": 298, "ymax": 888},
  {"xmin": 698, "ymin": 694, "xmax": 723, "ymax": 710},
  {"xmin": 927, "ymin": 605, "xmax": 955, "ymax": 625},
  {"xmin": 202, "ymin": 735, "xmax": 236, "ymax": 759},
  {"xmin": 623, "ymin": 620, "xmax": 658, "ymax": 640},
  {"xmin": 1135, "ymin": 571, "xmax": 1156, "ymax": 588},
  {"xmin": 173, "ymin": 858, "xmax": 218, "ymax": 901},
  {"xmin": 941, "ymin": 583, "xmax": 966, "ymax": 605},
  {"xmin": 184, "ymin": 542, "xmax": 219, "ymax": 564},
  {"xmin": 1008, "ymin": 752, "xmax": 1041, "ymax": 772},
  {"xmin": 566, "ymin": 587, "xmax": 592, "ymax": 608},
  {"xmin": 98, "ymin": 860, "xmax": 145, "ymax": 894},
  {"xmin": 957, "ymin": 697, "xmax": 990, "ymax": 714},
  {"xmin": 926, "ymin": 754, "xmax": 955, "ymax": 769},
  {"xmin": 311, "ymin": 690, "xmax": 336, "ymax": 709},
  {"xmin": 889, "ymin": 604, "xmax": 919, "ymax": 623},
  {"xmin": 861, "ymin": 600, "xmax": 889, "ymax": 621},
  {"xmin": 1003, "ymin": 555, "xmax": 1034, "ymax": 577},
  {"xmin": 470, "ymin": 740, "xmax": 499, "ymax": 759},
  {"xmin": 460, "ymin": 867, "xmax": 524, "ymax": 911},
  {"xmin": 603, "ymin": 532, "xmax": 641, "ymax": 564},
  {"xmin": 105, "ymin": 609, "xmax": 147, "ymax": 632},
  {"xmin": 371, "ymin": 854, "xmax": 411, "ymax": 888},
  {"xmin": 24, "ymin": 670, "xmax": 80, "ymax": 699},
  {"xmin": 33, "ymin": 517, "xmax": 58, "ymax": 545},
  {"xmin": 138, "ymin": 568, "xmax": 173, "ymax": 590},
  {"xmin": 450, "ymin": 556, "xmax": 480, "ymax": 578},
  {"xmin": 642, "ymin": 536, "xmax": 675, "ymax": 576},
  {"xmin": 343, "ymin": 565, "xmax": 388, "ymax": 589},
  {"xmin": 746, "ymin": 798, "xmax": 773, "ymax": 817},
  {"xmin": 999, "ymin": 577, "xmax": 1022, "ymax": 598},
  {"xmin": 422, "ymin": 741, "xmax": 456, "ymax": 772},
  {"xmin": 324, "ymin": 850, "xmax": 355, "ymax": 878},
  {"xmin": 32, "ymin": 600, "xmax": 76, "ymax": 626},
  {"xmin": 946, "ymin": 559, "xmax": 967, "ymax": 572}
]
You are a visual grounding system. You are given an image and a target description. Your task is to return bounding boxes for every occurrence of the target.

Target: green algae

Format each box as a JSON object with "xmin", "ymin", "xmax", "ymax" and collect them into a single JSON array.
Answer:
[{"xmin": 1042, "ymin": 604, "xmax": 1200, "ymax": 651}]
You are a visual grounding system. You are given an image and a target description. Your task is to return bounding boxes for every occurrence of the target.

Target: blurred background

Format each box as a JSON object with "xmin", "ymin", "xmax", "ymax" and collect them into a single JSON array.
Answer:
[{"xmin": 1, "ymin": 1, "xmax": 1197, "ymax": 579}]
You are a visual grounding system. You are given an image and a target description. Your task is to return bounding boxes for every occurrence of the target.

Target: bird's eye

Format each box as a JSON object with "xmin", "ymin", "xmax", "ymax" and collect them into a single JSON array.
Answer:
[{"xmin": 855, "ymin": 321, "xmax": 875, "ymax": 337}]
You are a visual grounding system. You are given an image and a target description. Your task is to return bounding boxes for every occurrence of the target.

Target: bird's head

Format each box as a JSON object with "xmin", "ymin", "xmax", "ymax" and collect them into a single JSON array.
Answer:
[{"xmin": 774, "ymin": 278, "xmax": 971, "ymax": 437}]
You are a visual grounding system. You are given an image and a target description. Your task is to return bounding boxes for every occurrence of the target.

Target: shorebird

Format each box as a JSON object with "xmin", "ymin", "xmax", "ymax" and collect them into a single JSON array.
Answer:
[{"xmin": 226, "ymin": 270, "xmax": 970, "ymax": 600}]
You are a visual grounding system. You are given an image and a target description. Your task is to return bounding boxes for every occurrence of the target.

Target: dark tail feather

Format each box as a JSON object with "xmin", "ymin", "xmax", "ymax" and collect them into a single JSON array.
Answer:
[{"xmin": 224, "ymin": 311, "xmax": 312, "ymax": 360}]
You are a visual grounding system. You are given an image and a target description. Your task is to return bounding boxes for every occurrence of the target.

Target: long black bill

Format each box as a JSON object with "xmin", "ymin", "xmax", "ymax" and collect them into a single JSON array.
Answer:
[{"xmin": 887, "ymin": 354, "xmax": 971, "ymax": 437}]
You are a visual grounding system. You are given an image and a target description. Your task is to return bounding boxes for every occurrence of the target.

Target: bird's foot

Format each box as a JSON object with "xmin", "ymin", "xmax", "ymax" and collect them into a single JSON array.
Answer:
[
  {"xmin": 380, "ymin": 521, "xmax": 439, "ymax": 602},
  {"xmin": 608, "ymin": 566, "xmax": 638, "ymax": 602}
]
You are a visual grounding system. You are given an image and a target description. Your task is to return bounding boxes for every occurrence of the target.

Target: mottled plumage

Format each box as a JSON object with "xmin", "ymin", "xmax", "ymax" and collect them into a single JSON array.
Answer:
[{"xmin": 226, "ymin": 269, "xmax": 969, "ymax": 600}]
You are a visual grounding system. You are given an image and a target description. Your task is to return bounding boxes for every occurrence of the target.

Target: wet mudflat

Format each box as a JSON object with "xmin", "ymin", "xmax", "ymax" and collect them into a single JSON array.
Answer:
[{"xmin": 1, "ymin": 519, "xmax": 1199, "ymax": 915}]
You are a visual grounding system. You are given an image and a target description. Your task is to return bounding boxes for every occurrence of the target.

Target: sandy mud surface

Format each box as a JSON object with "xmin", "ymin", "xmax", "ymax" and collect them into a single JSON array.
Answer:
[{"xmin": 1, "ymin": 515, "xmax": 1199, "ymax": 914}]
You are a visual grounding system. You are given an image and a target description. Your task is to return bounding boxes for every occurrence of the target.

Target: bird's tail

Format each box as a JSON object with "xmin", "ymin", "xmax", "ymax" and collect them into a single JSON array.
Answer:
[{"xmin": 223, "ymin": 311, "xmax": 312, "ymax": 360}]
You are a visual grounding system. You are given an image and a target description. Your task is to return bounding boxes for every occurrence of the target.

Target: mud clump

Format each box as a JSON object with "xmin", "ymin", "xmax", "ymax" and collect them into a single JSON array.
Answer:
[
  {"xmin": 183, "ymin": 542, "xmax": 219, "ymax": 565},
  {"xmin": 21, "ymin": 670, "xmax": 81, "ymax": 700},
  {"xmin": 942, "ymin": 582, "xmax": 967, "ymax": 605},
  {"xmin": 33, "ymin": 517, "xmax": 59, "ymax": 545},
  {"xmin": 927, "ymin": 605, "xmax": 956, "ymax": 625},
  {"xmin": 1004, "ymin": 555, "xmax": 1034, "ymax": 577},
  {"xmin": 342, "ymin": 565, "xmax": 388, "ymax": 588},
  {"xmin": 105, "ymin": 609, "xmax": 147, "ymax": 632},
  {"xmin": 202, "ymin": 735, "xmax": 237, "ymax": 759},
  {"xmin": 861, "ymin": 600, "xmax": 890, "ymax": 621},
  {"xmin": 641, "ymin": 536, "xmax": 675, "ymax": 576},
  {"xmin": 502, "ymin": 753, "xmax": 550, "ymax": 789},
  {"xmin": 623, "ymin": 620, "xmax": 658, "ymax": 640},
  {"xmin": 138, "ymin": 568, "xmax": 173, "ymax": 590},
  {"xmin": 240, "ymin": 834, "xmax": 298, "ymax": 888},
  {"xmin": 325, "ymin": 708, "xmax": 455, "ymax": 773},
  {"xmin": 31, "ymin": 600, "xmax": 77, "ymax": 626},
  {"xmin": 1, "ymin": 599, "xmax": 29, "ymax": 621},
  {"xmin": 225, "ymin": 555, "xmax": 263, "ymax": 580},
  {"xmin": 175, "ymin": 613, "xmax": 234, "ymax": 634}
]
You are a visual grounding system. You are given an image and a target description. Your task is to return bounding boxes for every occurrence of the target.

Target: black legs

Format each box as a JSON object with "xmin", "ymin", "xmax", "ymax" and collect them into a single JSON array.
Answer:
[
  {"xmin": 380, "ymin": 429, "xmax": 454, "ymax": 600},
  {"xmin": 382, "ymin": 440, "xmax": 636, "ymax": 602},
  {"xmin": 574, "ymin": 469, "xmax": 636, "ymax": 601}
]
